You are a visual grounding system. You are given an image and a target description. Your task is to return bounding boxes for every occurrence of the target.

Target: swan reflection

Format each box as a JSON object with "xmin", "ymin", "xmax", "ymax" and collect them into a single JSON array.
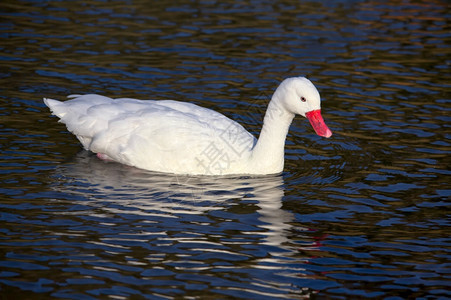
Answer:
[{"xmin": 51, "ymin": 152, "xmax": 296, "ymax": 248}]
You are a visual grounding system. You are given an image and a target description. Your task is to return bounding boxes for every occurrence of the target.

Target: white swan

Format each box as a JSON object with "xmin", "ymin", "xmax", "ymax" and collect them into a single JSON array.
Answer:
[{"xmin": 44, "ymin": 77, "xmax": 332, "ymax": 175}]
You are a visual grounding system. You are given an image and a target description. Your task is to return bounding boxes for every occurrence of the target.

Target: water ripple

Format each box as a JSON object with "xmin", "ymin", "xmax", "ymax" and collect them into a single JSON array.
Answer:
[{"xmin": 1, "ymin": 0, "xmax": 450, "ymax": 298}]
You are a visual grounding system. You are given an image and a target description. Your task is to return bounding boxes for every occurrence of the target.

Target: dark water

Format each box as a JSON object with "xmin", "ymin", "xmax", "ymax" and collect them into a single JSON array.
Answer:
[{"xmin": 1, "ymin": 0, "xmax": 450, "ymax": 298}]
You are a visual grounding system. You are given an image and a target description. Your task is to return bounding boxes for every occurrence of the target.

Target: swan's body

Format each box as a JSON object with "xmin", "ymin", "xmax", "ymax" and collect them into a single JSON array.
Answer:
[{"xmin": 44, "ymin": 77, "xmax": 332, "ymax": 175}]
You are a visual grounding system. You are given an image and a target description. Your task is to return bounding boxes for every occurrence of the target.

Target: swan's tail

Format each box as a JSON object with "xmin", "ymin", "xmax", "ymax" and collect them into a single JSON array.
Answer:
[
  {"xmin": 43, "ymin": 97, "xmax": 93, "ymax": 150},
  {"xmin": 43, "ymin": 98, "xmax": 67, "ymax": 118}
]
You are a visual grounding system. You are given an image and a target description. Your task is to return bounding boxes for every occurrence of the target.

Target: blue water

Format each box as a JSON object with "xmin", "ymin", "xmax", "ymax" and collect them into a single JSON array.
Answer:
[{"xmin": 1, "ymin": 0, "xmax": 450, "ymax": 298}]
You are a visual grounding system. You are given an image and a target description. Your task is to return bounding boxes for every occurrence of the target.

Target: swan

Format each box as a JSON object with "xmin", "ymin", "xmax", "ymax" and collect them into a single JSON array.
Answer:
[{"xmin": 44, "ymin": 77, "xmax": 332, "ymax": 175}]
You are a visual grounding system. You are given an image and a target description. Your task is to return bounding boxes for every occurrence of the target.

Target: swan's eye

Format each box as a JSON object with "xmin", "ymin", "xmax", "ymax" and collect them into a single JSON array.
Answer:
[{"xmin": 301, "ymin": 97, "xmax": 306, "ymax": 102}]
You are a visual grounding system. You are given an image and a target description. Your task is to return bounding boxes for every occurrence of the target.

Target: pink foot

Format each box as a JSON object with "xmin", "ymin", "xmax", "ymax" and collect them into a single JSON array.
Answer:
[{"xmin": 96, "ymin": 153, "xmax": 113, "ymax": 161}]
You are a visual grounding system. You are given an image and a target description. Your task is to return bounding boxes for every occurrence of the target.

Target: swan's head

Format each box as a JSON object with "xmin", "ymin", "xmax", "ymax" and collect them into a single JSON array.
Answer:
[{"xmin": 276, "ymin": 77, "xmax": 332, "ymax": 138}]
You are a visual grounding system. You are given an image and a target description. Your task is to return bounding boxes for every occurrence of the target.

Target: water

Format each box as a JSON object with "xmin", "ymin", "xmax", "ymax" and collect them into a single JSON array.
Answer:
[{"xmin": 1, "ymin": 0, "xmax": 450, "ymax": 298}]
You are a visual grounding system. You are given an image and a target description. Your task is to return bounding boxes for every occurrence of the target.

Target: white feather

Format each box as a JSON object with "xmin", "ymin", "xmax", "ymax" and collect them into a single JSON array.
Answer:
[{"xmin": 44, "ymin": 77, "xmax": 331, "ymax": 175}]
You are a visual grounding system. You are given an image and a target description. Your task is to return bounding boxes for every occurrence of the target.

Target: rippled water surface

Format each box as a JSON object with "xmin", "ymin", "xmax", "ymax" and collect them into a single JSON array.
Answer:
[{"xmin": 1, "ymin": 0, "xmax": 450, "ymax": 298}]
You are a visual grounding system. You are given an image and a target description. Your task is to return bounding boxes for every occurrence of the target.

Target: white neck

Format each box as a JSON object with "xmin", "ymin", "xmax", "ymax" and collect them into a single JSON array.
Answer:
[{"xmin": 249, "ymin": 95, "xmax": 295, "ymax": 174}]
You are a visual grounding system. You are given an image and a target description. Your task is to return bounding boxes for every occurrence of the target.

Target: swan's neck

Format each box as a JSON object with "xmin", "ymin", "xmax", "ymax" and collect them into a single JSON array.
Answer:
[{"xmin": 250, "ymin": 97, "xmax": 294, "ymax": 173}]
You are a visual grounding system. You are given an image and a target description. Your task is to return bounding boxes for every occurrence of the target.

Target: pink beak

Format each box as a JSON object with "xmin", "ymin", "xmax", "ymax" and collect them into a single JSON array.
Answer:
[{"xmin": 305, "ymin": 109, "xmax": 332, "ymax": 138}]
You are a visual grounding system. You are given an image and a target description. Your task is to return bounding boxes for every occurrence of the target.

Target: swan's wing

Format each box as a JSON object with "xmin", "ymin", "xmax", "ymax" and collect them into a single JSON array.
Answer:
[
  {"xmin": 90, "ymin": 101, "xmax": 256, "ymax": 174},
  {"xmin": 45, "ymin": 95, "xmax": 255, "ymax": 174}
]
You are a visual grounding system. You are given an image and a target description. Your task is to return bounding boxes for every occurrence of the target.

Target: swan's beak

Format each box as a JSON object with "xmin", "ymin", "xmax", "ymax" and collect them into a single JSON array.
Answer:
[{"xmin": 306, "ymin": 109, "xmax": 332, "ymax": 138}]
